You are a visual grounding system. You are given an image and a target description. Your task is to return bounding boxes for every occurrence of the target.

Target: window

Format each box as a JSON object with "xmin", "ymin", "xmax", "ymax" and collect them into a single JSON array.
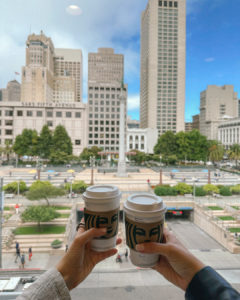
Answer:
[
  {"xmin": 159, "ymin": 0, "xmax": 162, "ymax": 6},
  {"xmin": 27, "ymin": 111, "xmax": 33, "ymax": 117},
  {"xmin": 17, "ymin": 111, "xmax": 23, "ymax": 117},
  {"xmin": 66, "ymin": 112, "xmax": 72, "ymax": 118},
  {"xmin": 75, "ymin": 112, "xmax": 81, "ymax": 118},
  {"xmin": 75, "ymin": 140, "xmax": 81, "ymax": 145},
  {"xmin": 47, "ymin": 111, "xmax": 53, "ymax": 117},
  {"xmin": 56, "ymin": 111, "xmax": 62, "ymax": 117},
  {"xmin": 5, "ymin": 110, "xmax": 13, "ymax": 117},
  {"xmin": 5, "ymin": 120, "xmax": 13, "ymax": 126},
  {"xmin": 164, "ymin": 1, "xmax": 167, "ymax": 6},
  {"xmin": 5, "ymin": 129, "xmax": 12, "ymax": 135},
  {"xmin": 37, "ymin": 111, "xmax": 42, "ymax": 117},
  {"xmin": 174, "ymin": 2, "xmax": 178, "ymax": 7},
  {"xmin": 47, "ymin": 121, "xmax": 53, "ymax": 127}
]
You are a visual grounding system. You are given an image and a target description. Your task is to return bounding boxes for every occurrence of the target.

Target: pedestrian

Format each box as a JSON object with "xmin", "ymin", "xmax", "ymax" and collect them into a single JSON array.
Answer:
[
  {"xmin": 103, "ymin": 170, "xmax": 106, "ymax": 175},
  {"xmin": 28, "ymin": 247, "xmax": 32, "ymax": 261},
  {"xmin": 64, "ymin": 178, "xmax": 67, "ymax": 184},
  {"xmin": 125, "ymin": 248, "xmax": 128, "ymax": 260},
  {"xmin": 9, "ymin": 171, "xmax": 12, "ymax": 177},
  {"xmin": 15, "ymin": 241, "xmax": 19, "ymax": 251},
  {"xmin": 21, "ymin": 253, "xmax": 25, "ymax": 269},
  {"xmin": 15, "ymin": 247, "xmax": 21, "ymax": 263},
  {"xmin": 15, "ymin": 204, "xmax": 19, "ymax": 214},
  {"xmin": 65, "ymin": 245, "xmax": 68, "ymax": 253}
]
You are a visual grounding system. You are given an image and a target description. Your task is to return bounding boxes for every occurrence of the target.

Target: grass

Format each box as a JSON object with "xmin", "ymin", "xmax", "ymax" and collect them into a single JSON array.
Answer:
[
  {"xmin": 232, "ymin": 206, "xmax": 240, "ymax": 210},
  {"xmin": 208, "ymin": 206, "xmax": 223, "ymax": 211},
  {"xmin": 4, "ymin": 214, "xmax": 12, "ymax": 221},
  {"xmin": 52, "ymin": 206, "xmax": 71, "ymax": 210},
  {"xmin": 13, "ymin": 225, "xmax": 66, "ymax": 235},
  {"xmin": 57, "ymin": 213, "xmax": 70, "ymax": 218},
  {"xmin": 229, "ymin": 228, "xmax": 240, "ymax": 233},
  {"xmin": 4, "ymin": 207, "xmax": 10, "ymax": 211},
  {"xmin": 218, "ymin": 216, "xmax": 235, "ymax": 221}
]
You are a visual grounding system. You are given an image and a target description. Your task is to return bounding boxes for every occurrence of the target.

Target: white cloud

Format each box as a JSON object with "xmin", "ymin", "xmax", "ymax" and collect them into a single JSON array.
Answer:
[
  {"xmin": 127, "ymin": 94, "xmax": 140, "ymax": 110},
  {"xmin": 66, "ymin": 5, "xmax": 82, "ymax": 16},
  {"xmin": 204, "ymin": 57, "xmax": 215, "ymax": 63}
]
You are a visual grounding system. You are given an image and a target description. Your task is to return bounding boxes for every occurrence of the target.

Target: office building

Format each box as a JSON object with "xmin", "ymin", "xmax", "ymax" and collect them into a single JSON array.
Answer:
[
  {"xmin": 200, "ymin": 85, "xmax": 238, "ymax": 140},
  {"xmin": 192, "ymin": 114, "xmax": 200, "ymax": 130},
  {"xmin": 0, "ymin": 80, "xmax": 21, "ymax": 102},
  {"xmin": 0, "ymin": 101, "xmax": 88, "ymax": 155},
  {"xmin": 88, "ymin": 48, "xmax": 127, "ymax": 152},
  {"xmin": 185, "ymin": 122, "xmax": 193, "ymax": 132},
  {"xmin": 140, "ymin": 0, "xmax": 186, "ymax": 135},
  {"xmin": 218, "ymin": 117, "xmax": 240, "ymax": 149}
]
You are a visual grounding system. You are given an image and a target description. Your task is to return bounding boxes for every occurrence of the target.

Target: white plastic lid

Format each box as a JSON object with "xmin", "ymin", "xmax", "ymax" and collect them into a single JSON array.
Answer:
[
  {"xmin": 124, "ymin": 193, "xmax": 166, "ymax": 218},
  {"xmin": 83, "ymin": 185, "xmax": 120, "ymax": 201}
]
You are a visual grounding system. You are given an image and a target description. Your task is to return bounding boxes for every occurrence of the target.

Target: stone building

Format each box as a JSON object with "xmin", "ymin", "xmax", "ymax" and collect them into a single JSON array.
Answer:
[{"xmin": 127, "ymin": 128, "xmax": 158, "ymax": 154}]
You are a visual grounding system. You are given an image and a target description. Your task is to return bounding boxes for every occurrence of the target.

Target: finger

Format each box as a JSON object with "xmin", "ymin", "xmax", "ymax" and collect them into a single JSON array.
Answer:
[
  {"xmin": 76, "ymin": 227, "xmax": 107, "ymax": 246},
  {"xmin": 94, "ymin": 248, "xmax": 118, "ymax": 264},
  {"xmin": 135, "ymin": 242, "xmax": 170, "ymax": 255}
]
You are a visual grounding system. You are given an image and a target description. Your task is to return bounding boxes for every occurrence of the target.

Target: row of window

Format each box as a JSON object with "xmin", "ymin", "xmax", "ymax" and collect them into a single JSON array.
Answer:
[
  {"xmin": 89, "ymin": 87, "xmax": 122, "ymax": 92},
  {"xmin": 129, "ymin": 136, "xmax": 145, "ymax": 141},
  {"xmin": 89, "ymin": 94, "xmax": 120, "ymax": 100},
  {"xmin": 159, "ymin": 1, "xmax": 178, "ymax": 8},
  {"xmin": 89, "ymin": 127, "xmax": 119, "ymax": 132},
  {"xmin": 89, "ymin": 114, "xmax": 120, "ymax": 119},
  {"xmin": 89, "ymin": 120, "xmax": 120, "ymax": 126},
  {"xmin": 89, "ymin": 134, "xmax": 120, "ymax": 139},
  {"xmin": 129, "ymin": 144, "xmax": 145, "ymax": 150},
  {"xmin": 89, "ymin": 140, "xmax": 119, "ymax": 147},
  {"xmin": 89, "ymin": 107, "xmax": 120, "ymax": 113},
  {"xmin": 89, "ymin": 100, "xmax": 120, "ymax": 106},
  {"xmin": 1, "ymin": 110, "xmax": 81, "ymax": 118}
]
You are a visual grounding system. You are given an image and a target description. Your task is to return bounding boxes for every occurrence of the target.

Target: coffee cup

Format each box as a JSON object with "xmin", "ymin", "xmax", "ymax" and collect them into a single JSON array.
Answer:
[
  {"xmin": 124, "ymin": 193, "xmax": 166, "ymax": 268},
  {"xmin": 83, "ymin": 185, "xmax": 121, "ymax": 252}
]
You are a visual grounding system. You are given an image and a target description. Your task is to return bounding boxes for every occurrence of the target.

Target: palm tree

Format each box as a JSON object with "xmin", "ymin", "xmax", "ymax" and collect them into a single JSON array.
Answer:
[
  {"xmin": 228, "ymin": 144, "xmax": 240, "ymax": 168},
  {"xmin": 209, "ymin": 143, "xmax": 224, "ymax": 164}
]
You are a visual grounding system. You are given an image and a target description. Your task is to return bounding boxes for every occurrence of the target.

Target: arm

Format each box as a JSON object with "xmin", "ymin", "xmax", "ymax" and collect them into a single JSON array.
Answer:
[
  {"xmin": 136, "ymin": 228, "xmax": 240, "ymax": 299},
  {"xmin": 17, "ymin": 226, "xmax": 121, "ymax": 299}
]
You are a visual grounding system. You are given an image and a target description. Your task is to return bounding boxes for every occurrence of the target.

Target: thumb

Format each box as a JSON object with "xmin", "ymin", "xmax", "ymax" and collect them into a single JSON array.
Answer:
[{"xmin": 136, "ymin": 242, "xmax": 171, "ymax": 256}]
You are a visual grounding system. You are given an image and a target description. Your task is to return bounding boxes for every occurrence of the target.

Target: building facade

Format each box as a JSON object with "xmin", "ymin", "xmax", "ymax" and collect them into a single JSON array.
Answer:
[
  {"xmin": 0, "ymin": 80, "xmax": 21, "ymax": 102},
  {"xmin": 140, "ymin": 0, "xmax": 186, "ymax": 135},
  {"xmin": 200, "ymin": 85, "xmax": 238, "ymax": 140},
  {"xmin": 127, "ymin": 116, "xmax": 140, "ymax": 129},
  {"xmin": 218, "ymin": 117, "xmax": 240, "ymax": 149},
  {"xmin": 192, "ymin": 114, "xmax": 200, "ymax": 130},
  {"xmin": 0, "ymin": 101, "xmax": 88, "ymax": 155},
  {"xmin": 88, "ymin": 48, "xmax": 127, "ymax": 152},
  {"xmin": 127, "ymin": 128, "xmax": 158, "ymax": 154},
  {"xmin": 21, "ymin": 31, "xmax": 83, "ymax": 103},
  {"xmin": 185, "ymin": 122, "xmax": 193, "ymax": 132}
]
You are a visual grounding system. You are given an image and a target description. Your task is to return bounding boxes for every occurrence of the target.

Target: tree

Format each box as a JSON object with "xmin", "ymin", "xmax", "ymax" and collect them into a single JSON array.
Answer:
[
  {"xmin": 3, "ymin": 140, "xmax": 14, "ymax": 162},
  {"xmin": 52, "ymin": 125, "xmax": 72, "ymax": 155},
  {"xmin": 79, "ymin": 146, "xmax": 102, "ymax": 161},
  {"xmin": 26, "ymin": 181, "xmax": 66, "ymax": 206},
  {"xmin": 3, "ymin": 181, "xmax": 28, "ymax": 194},
  {"xmin": 49, "ymin": 151, "xmax": 71, "ymax": 165},
  {"xmin": 208, "ymin": 142, "xmax": 224, "ymax": 164},
  {"xmin": 65, "ymin": 180, "xmax": 88, "ymax": 193},
  {"xmin": 176, "ymin": 131, "xmax": 190, "ymax": 161},
  {"xmin": 186, "ymin": 130, "xmax": 209, "ymax": 161},
  {"xmin": 13, "ymin": 129, "xmax": 39, "ymax": 156},
  {"xmin": 129, "ymin": 150, "xmax": 147, "ymax": 164},
  {"xmin": 38, "ymin": 125, "xmax": 53, "ymax": 159},
  {"xmin": 154, "ymin": 131, "xmax": 178, "ymax": 162},
  {"xmin": 21, "ymin": 206, "xmax": 60, "ymax": 230},
  {"xmin": 228, "ymin": 144, "xmax": 240, "ymax": 167}
]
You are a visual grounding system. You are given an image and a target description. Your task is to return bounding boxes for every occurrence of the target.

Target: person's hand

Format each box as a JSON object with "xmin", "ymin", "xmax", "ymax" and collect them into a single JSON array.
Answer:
[
  {"xmin": 136, "ymin": 228, "xmax": 205, "ymax": 291},
  {"xmin": 57, "ymin": 225, "xmax": 121, "ymax": 290}
]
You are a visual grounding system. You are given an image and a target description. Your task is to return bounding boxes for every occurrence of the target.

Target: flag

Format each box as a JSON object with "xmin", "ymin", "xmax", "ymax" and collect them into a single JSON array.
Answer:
[{"xmin": 15, "ymin": 72, "xmax": 20, "ymax": 76}]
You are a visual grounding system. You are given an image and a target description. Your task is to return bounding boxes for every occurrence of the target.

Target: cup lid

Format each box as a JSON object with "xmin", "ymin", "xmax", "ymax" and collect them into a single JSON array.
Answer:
[
  {"xmin": 124, "ymin": 193, "xmax": 166, "ymax": 218},
  {"xmin": 83, "ymin": 185, "xmax": 120, "ymax": 200}
]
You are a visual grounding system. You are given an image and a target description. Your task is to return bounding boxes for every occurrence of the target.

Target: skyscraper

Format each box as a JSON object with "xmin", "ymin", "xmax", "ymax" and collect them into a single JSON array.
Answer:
[
  {"xmin": 140, "ymin": 0, "xmax": 186, "ymax": 135},
  {"xmin": 88, "ymin": 48, "xmax": 127, "ymax": 151}
]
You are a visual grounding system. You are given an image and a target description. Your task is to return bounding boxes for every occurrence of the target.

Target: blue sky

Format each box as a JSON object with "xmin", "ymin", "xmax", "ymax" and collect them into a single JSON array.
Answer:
[{"xmin": 0, "ymin": 0, "xmax": 240, "ymax": 122}]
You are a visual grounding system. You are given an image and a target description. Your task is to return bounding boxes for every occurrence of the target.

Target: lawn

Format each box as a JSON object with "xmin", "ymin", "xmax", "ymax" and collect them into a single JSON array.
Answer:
[
  {"xmin": 13, "ymin": 225, "xmax": 66, "ymax": 235},
  {"xmin": 232, "ymin": 206, "xmax": 240, "ymax": 210},
  {"xmin": 52, "ymin": 206, "xmax": 71, "ymax": 210},
  {"xmin": 57, "ymin": 213, "xmax": 70, "ymax": 218},
  {"xmin": 218, "ymin": 216, "xmax": 235, "ymax": 221},
  {"xmin": 4, "ymin": 207, "xmax": 10, "ymax": 211},
  {"xmin": 208, "ymin": 206, "xmax": 223, "ymax": 210},
  {"xmin": 229, "ymin": 228, "xmax": 240, "ymax": 233}
]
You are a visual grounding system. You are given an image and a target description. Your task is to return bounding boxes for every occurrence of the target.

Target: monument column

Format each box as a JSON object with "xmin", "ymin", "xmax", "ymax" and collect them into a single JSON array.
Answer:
[{"xmin": 117, "ymin": 88, "xmax": 127, "ymax": 177}]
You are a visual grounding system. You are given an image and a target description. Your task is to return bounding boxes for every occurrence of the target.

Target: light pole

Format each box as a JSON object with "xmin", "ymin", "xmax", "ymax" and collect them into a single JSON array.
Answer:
[
  {"xmin": 159, "ymin": 155, "xmax": 163, "ymax": 185},
  {"xmin": 90, "ymin": 156, "xmax": 95, "ymax": 185},
  {"xmin": 36, "ymin": 157, "xmax": 42, "ymax": 180},
  {"xmin": 208, "ymin": 168, "xmax": 211, "ymax": 184}
]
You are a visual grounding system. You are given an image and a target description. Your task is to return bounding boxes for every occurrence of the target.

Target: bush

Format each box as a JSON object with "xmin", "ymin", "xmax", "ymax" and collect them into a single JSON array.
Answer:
[
  {"xmin": 203, "ymin": 184, "xmax": 219, "ymax": 195},
  {"xmin": 154, "ymin": 185, "xmax": 178, "ymax": 196},
  {"xmin": 3, "ymin": 181, "xmax": 28, "ymax": 194},
  {"xmin": 231, "ymin": 185, "xmax": 240, "ymax": 195},
  {"xmin": 195, "ymin": 187, "xmax": 207, "ymax": 197},
  {"xmin": 65, "ymin": 180, "xmax": 88, "ymax": 194},
  {"xmin": 219, "ymin": 186, "xmax": 232, "ymax": 196},
  {"xmin": 51, "ymin": 239, "xmax": 62, "ymax": 246},
  {"xmin": 174, "ymin": 183, "xmax": 192, "ymax": 195}
]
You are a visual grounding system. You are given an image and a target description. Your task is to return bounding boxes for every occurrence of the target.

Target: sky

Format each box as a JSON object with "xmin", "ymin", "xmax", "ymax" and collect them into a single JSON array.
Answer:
[{"xmin": 1, "ymin": 0, "xmax": 240, "ymax": 122}]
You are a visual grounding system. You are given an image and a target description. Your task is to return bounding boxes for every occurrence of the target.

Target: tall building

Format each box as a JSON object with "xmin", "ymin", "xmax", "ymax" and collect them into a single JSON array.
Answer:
[
  {"xmin": 54, "ymin": 48, "xmax": 83, "ymax": 102},
  {"xmin": 0, "ymin": 80, "xmax": 21, "ymax": 102},
  {"xmin": 21, "ymin": 32, "xmax": 83, "ymax": 103},
  {"xmin": 200, "ymin": 85, "xmax": 238, "ymax": 140},
  {"xmin": 185, "ymin": 122, "xmax": 193, "ymax": 132},
  {"xmin": 21, "ymin": 31, "xmax": 55, "ymax": 103},
  {"xmin": 88, "ymin": 48, "xmax": 127, "ymax": 152},
  {"xmin": 192, "ymin": 114, "xmax": 200, "ymax": 130},
  {"xmin": 140, "ymin": 0, "xmax": 186, "ymax": 135}
]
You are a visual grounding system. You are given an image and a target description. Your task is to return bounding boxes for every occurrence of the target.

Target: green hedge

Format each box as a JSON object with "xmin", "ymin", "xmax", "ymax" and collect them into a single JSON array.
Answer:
[
  {"xmin": 174, "ymin": 183, "xmax": 192, "ymax": 195},
  {"xmin": 203, "ymin": 184, "xmax": 219, "ymax": 195},
  {"xmin": 154, "ymin": 185, "xmax": 177, "ymax": 196},
  {"xmin": 195, "ymin": 187, "xmax": 207, "ymax": 197},
  {"xmin": 219, "ymin": 186, "xmax": 232, "ymax": 196}
]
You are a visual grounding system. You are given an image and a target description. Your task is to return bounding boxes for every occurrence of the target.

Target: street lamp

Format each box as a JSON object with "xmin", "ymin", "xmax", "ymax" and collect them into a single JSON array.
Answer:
[
  {"xmin": 159, "ymin": 155, "xmax": 163, "ymax": 185},
  {"xmin": 90, "ymin": 156, "xmax": 95, "ymax": 185}
]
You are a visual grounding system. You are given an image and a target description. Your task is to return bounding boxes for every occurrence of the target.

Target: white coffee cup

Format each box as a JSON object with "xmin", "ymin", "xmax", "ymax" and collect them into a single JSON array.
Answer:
[
  {"xmin": 124, "ymin": 193, "xmax": 166, "ymax": 268},
  {"xmin": 83, "ymin": 185, "xmax": 121, "ymax": 252}
]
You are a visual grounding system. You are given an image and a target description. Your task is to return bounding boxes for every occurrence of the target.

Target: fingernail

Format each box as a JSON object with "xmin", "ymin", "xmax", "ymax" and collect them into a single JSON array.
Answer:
[{"xmin": 136, "ymin": 244, "xmax": 144, "ymax": 251}]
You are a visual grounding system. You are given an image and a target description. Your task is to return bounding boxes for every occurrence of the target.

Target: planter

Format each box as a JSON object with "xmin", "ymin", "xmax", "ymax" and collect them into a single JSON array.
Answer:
[{"xmin": 51, "ymin": 240, "xmax": 63, "ymax": 249}]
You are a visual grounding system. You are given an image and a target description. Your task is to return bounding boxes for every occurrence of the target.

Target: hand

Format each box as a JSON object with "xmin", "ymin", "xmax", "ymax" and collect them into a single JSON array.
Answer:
[
  {"xmin": 136, "ymin": 228, "xmax": 205, "ymax": 291},
  {"xmin": 57, "ymin": 226, "xmax": 121, "ymax": 290}
]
